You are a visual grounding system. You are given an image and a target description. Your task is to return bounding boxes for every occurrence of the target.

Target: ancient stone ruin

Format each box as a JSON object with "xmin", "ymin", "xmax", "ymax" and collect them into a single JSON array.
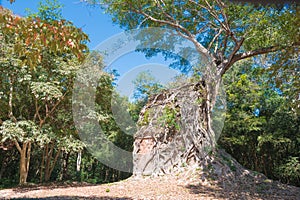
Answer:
[{"xmin": 133, "ymin": 81, "xmax": 216, "ymax": 176}]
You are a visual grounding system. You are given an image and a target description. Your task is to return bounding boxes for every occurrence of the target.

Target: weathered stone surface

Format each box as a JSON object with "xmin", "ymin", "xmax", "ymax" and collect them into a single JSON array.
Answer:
[{"xmin": 133, "ymin": 81, "xmax": 215, "ymax": 176}]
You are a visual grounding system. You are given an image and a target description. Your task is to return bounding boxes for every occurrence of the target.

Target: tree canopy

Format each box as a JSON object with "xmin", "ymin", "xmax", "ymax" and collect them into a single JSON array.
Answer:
[
  {"xmin": 0, "ymin": 5, "xmax": 89, "ymax": 68},
  {"xmin": 99, "ymin": 0, "xmax": 299, "ymax": 76}
]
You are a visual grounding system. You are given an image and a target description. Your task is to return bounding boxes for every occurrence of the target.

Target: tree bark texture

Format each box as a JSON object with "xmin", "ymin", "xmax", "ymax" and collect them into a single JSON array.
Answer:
[{"xmin": 18, "ymin": 142, "xmax": 31, "ymax": 185}]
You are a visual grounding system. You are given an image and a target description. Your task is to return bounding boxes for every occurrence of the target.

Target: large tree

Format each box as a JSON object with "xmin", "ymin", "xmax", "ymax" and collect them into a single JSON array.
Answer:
[
  {"xmin": 95, "ymin": 0, "xmax": 299, "ymax": 174},
  {"xmin": 0, "ymin": 4, "xmax": 88, "ymax": 184}
]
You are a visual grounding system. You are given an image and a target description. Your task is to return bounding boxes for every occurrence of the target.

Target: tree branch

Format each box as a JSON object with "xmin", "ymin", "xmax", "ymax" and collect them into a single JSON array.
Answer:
[
  {"xmin": 134, "ymin": 7, "xmax": 212, "ymax": 58},
  {"xmin": 26, "ymin": 142, "xmax": 31, "ymax": 172},
  {"xmin": 188, "ymin": 0, "xmax": 228, "ymax": 32},
  {"xmin": 233, "ymin": 46, "xmax": 279, "ymax": 62},
  {"xmin": 34, "ymin": 98, "xmax": 42, "ymax": 123},
  {"xmin": 8, "ymin": 76, "xmax": 16, "ymax": 122},
  {"xmin": 40, "ymin": 88, "xmax": 68, "ymax": 127},
  {"xmin": 220, "ymin": 37, "xmax": 245, "ymax": 75},
  {"xmin": 208, "ymin": 29, "xmax": 223, "ymax": 51},
  {"xmin": 221, "ymin": 34, "xmax": 229, "ymax": 56},
  {"xmin": 49, "ymin": 149, "xmax": 61, "ymax": 177},
  {"xmin": 221, "ymin": 42, "xmax": 300, "ymax": 75},
  {"xmin": 203, "ymin": 0, "xmax": 228, "ymax": 32},
  {"xmin": 14, "ymin": 140, "xmax": 22, "ymax": 153},
  {"xmin": 156, "ymin": 0, "xmax": 176, "ymax": 23}
]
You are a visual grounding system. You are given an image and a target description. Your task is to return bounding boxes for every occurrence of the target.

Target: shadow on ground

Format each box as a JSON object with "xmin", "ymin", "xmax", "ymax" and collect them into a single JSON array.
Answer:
[
  {"xmin": 185, "ymin": 180, "xmax": 300, "ymax": 200},
  {"xmin": 11, "ymin": 196, "xmax": 132, "ymax": 200},
  {"xmin": 11, "ymin": 182, "xmax": 108, "ymax": 193}
]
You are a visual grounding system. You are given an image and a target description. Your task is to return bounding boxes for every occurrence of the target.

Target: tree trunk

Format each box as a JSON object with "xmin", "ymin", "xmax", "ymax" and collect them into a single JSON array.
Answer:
[
  {"xmin": 8, "ymin": 76, "xmax": 15, "ymax": 121},
  {"xmin": 133, "ymin": 81, "xmax": 223, "ymax": 176},
  {"xmin": 18, "ymin": 142, "xmax": 31, "ymax": 185},
  {"xmin": 19, "ymin": 151, "xmax": 27, "ymax": 184},
  {"xmin": 44, "ymin": 143, "xmax": 52, "ymax": 182},
  {"xmin": 76, "ymin": 151, "xmax": 82, "ymax": 172},
  {"xmin": 76, "ymin": 151, "xmax": 82, "ymax": 181},
  {"xmin": 104, "ymin": 169, "xmax": 109, "ymax": 182},
  {"xmin": 7, "ymin": 76, "xmax": 32, "ymax": 185},
  {"xmin": 60, "ymin": 152, "xmax": 70, "ymax": 181},
  {"xmin": 40, "ymin": 142, "xmax": 61, "ymax": 182}
]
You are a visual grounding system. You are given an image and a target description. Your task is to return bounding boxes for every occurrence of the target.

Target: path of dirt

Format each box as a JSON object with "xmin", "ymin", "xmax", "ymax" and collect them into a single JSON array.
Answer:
[{"xmin": 1, "ymin": 174, "xmax": 299, "ymax": 200}]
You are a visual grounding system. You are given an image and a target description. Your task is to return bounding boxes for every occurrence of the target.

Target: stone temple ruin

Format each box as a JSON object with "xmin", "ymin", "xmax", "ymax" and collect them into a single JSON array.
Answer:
[{"xmin": 133, "ymin": 81, "xmax": 215, "ymax": 176}]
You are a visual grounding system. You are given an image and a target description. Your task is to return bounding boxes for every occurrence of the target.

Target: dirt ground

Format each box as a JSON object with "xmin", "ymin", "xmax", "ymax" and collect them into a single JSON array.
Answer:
[{"xmin": 1, "ymin": 174, "xmax": 299, "ymax": 200}]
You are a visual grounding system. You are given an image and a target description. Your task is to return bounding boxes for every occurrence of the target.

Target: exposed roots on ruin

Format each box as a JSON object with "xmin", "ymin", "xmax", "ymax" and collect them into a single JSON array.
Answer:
[{"xmin": 133, "ymin": 82, "xmax": 216, "ymax": 176}]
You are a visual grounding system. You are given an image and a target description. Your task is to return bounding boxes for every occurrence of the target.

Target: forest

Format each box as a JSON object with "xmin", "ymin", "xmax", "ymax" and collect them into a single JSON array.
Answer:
[{"xmin": 0, "ymin": 0, "xmax": 299, "ymax": 199}]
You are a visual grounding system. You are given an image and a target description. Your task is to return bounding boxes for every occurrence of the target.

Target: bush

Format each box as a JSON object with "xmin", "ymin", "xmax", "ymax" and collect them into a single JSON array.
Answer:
[{"xmin": 275, "ymin": 157, "xmax": 300, "ymax": 186}]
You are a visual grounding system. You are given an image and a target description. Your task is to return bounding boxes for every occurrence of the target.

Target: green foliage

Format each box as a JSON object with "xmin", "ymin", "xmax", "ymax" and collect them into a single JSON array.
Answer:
[
  {"xmin": 31, "ymin": 82, "xmax": 63, "ymax": 100},
  {"xmin": 231, "ymin": 4, "xmax": 299, "ymax": 51},
  {"xmin": 132, "ymin": 71, "xmax": 164, "ymax": 101},
  {"xmin": 219, "ymin": 59, "xmax": 300, "ymax": 186},
  {"xmin": 0, "ymin": 120, "xmax": 40, "ymax": 143},
  {"xmin": 257, "ymin": 134, "xmax": 292, "ymax": 152},
  {"xmin": 265, "ymin": 49, "xmax": 300, "ymax": 113},
  {"xmin": 0, "ymin": 4, "xmax": 92, "ymax": 184},
  {"xmin": 26, "ymin": 0, "xmax": 64, "ymax": 22},
  {"xmin": 138, "ymin": 109, "xmax": 150, "ymax": 126},
  {"xmin": 158, "ymin": 106, "xmax": 180, "ymax": 131},
  {"xmin": 275, "ymin": 157, "xmax": 300, "ymax": 185},
  {"xmin": 58, "ymin": 135, "xmax": 86, "ymax": 153},
  {"xmin": 128, "ymin": 100, "xmax": 146, "ymax": 123},
  {"xmin": 0, "ymin": 6, "xmax": 89, "ymax": 68},
  {"xmin": 4, "ymin": 0, "xmax": 299, "ymax": 188},
  {"xmin": 99, "ymin": 0, "xmax": 299, "ymax": 73}
]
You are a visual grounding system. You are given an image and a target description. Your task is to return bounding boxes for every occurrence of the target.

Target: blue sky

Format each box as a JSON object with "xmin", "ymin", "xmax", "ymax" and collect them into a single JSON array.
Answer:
[{"xmin": 0, "ymin": 0, "xmax": 179, "ymax": 98}]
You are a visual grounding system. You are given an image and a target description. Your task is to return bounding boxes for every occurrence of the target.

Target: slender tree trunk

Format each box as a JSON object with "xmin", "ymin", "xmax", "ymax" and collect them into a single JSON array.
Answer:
[
  {"xmin": 76, "ymin": 151, "xmax": 82, "ymax": 172},
  {"xmin": 43, "ymin": 142, "xmax": 61, "ymax": 182},
  {"xmin": 19, "ymin": 150, "xmax": 27, "ymax": 184},
  {"xmin": 18, "ymin": 142, "xmax": 31, "ymax": 185},
  {"xmin": 8, "ymin": 76, "xmax": 32, "ymax": 184},
  {"xmin": 105, "ymin": 169, "xmax": 109, "ymax": 182},
  {"xmin": 42, "ymin": 143, "xmax": 52, "ymax": 182},
  {"xmin": 8, "ymin": 76, "xmax": 14, "ymax": 121},
  {"xmin": 76, "ymin": 151, "xmax": 82, "ymax": 181},
  {"xmin": 61, "ymin": 152, "xmax": 70, "ymax": 181}
]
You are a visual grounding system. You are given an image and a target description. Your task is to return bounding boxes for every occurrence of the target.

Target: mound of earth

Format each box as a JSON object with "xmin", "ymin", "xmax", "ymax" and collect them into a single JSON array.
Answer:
[{"xmin": 1, "ymin": 149, "xmax": 299, "ymax": 200}]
